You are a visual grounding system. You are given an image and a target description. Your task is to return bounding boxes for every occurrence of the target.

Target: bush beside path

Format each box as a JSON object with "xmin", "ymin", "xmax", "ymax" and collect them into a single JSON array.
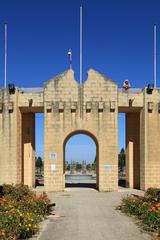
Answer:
[
  {"xmin": 118, "ymin": 188, "xmax": 160, "ymax": 239},
  {"xmin": 0, "ymin": 184, "xmax": 50, "ymax": 240}
]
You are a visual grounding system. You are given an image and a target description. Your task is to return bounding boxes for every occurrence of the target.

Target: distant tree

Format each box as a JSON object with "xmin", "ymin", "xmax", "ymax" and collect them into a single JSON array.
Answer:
[
  {"xmin": 36, "ymin": 156, "xmax": 43, "ymax": 174},
  {"xmin": 86, "ymin": 163, "xmax": 92, "ymax": 171},
  {"xmin": 91, "ymin": 156, "xmax": 96, "ymax": 171},
  {"xmin": 76, "ymin": 163, "xmax": 82, "ymax": 171},
  {"xmin": 118, "ymin": 148, "xmax": 126, "ymax": 171},
  {"xmin": 66, "ymin": 164, "xmax": 71, "ymax": 171}
]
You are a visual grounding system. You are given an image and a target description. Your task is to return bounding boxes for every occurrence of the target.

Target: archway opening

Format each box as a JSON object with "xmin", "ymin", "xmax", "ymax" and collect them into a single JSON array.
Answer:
[
  {"xmin": 118, "ymin": 113, "xmax": 126, "ymax": 188},
  {"xmin": 35, "ymin": 113, "xmax": 44, "ymax": 187},
  {"xmin": 118, "ymin": 111, "xmax": 140, "ymax": 189},
  {"xmin": 64, "ymin": 132, "xmax": 98, "ymax": 190}
]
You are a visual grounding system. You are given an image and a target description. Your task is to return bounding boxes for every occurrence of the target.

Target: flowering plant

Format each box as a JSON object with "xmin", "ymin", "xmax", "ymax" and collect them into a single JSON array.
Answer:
[
  {"xmin": 0, "ymin": 184, "xmax": 50, "ymax": 240},
  {"xmin": 118, "ymin": 189, "xmax": 160, "ymax": 238}
]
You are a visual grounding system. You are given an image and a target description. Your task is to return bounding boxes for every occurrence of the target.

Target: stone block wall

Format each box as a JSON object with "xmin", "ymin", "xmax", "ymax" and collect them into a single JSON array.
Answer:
[
  {"xmin": 0, "ymin": 89, "xmax": 21, "ymax": 185},
  {"xmin": 0, "ymin": 69, "xmax": 160, "ymax": 192},
  {"xmin": 140, "ymin": 89, "xmax": 160, "ymax": 190},
  {"xmin": 43, "ymin": 69, "xmax": 118, "ymax": 191}
]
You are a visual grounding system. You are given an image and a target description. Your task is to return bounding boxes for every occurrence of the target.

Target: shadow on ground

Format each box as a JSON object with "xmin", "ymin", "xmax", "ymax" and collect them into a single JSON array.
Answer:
[
  {"xmin": 65, "ymin": 182, "xmax": 97, "ymax": 189},
  {"xmin": 118, "ymin": 179, "xmax": 126, "ymax": 187},
  {"xmin": 35, "ymin": 179, "xmax": 127, "ymax": 189}
]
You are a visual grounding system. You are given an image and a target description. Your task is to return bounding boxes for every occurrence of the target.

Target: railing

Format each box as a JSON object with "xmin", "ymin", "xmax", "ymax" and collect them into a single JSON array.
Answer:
[
  {"xmin": 118, "ymin": 88, "xmax": 143, "ymax": 94},
  {"xmin": 19, "ymin": 87, "xmax": 144, "ymax": 94},
  {"xmin": 19, "ymin": 87, "xmax": 43, "ymax": 94}
]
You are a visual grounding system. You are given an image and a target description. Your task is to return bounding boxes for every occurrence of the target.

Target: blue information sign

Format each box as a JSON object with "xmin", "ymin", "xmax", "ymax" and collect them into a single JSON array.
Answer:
[
  {"xmin": 50, "ymin": 152, "xmax": 57, "ymax": 160},
  {"xmin": 104, "ymin": 164, "xmax": 112, "ymax": 169}
]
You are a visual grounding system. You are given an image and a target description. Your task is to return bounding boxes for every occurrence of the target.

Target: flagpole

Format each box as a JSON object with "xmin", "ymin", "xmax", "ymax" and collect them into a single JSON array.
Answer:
[
  {"xmin": 4, "ymin": 23, "xmax": 7, "ymax": 88},
  {"xmin": 68, "ymin": 49, "xmax": 72, "ymax": 69},
  {"xmin": 154, "ymin": 24, "xmax": 157, "ymax": 88},
  {"xmin": 80, "ymin": 4, "xmax": 83, "ymax": 84}
]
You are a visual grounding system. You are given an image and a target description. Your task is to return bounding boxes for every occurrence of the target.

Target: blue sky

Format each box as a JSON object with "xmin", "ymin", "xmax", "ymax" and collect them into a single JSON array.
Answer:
[
  {"xmin": 65, "ymin": 134, "xmax": 96, "ymax": 163},
  {"xmin": 1, "ymin": 0, "xmax": 159, "ymax": 161}
]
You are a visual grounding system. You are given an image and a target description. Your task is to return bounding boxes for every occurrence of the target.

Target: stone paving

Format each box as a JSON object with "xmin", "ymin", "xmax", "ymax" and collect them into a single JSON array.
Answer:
[{"xmin": 36, "ymin": 188, "xmax": 151, "ymax": 240}]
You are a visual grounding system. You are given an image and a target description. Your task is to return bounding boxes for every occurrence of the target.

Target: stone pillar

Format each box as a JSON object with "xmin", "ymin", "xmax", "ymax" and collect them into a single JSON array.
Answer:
[
  {"xmin": 97, "ymin": 105, "xmax": 118, "ymax": 192},
  {"xmin": 0, "ymin": 89, "xmax": 21, "ymax": 185},
  {"xmin": 126, "ymin": 141, "xmax": 133, "ymax": 188},
  {"xmin": 44, "ymin": 104, "xmax": 65, "ymax": 191},
  {"xmin": 140, "ymin": 89, "xmax": 160, "ymax": 190},
  {"xmin": 22, "ymin": 113, "xmax": 35, "ymax": 187},
  {"xmin": 126, "ymin": 112, "xmax": 140, "ymax": 189}
]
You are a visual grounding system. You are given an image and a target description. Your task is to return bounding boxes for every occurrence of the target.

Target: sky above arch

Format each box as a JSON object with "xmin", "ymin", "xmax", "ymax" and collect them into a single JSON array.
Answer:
[{"xmin": 1, "ymin": 0, "xmax": 159, "ymax": 160}]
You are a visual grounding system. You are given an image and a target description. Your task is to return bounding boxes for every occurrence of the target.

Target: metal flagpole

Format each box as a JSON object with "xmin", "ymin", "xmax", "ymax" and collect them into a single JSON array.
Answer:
[
  {"xmin": 154, "ymin": 24, "xmax": 157, "ymax": 88},
  {"xmin": 80, "ymin": 4, "xmax": 83, "ymax": 84},
  {"xmin": 68, "ymin": 49, "xmax": 72, "ymax": 69},
  {"xmin": 4, "ymin": 23, "xmax": 7, "ymax": 88},
  {"xmin": 79, "ymin": 4, "xmax": 83, "ymax": 119}
]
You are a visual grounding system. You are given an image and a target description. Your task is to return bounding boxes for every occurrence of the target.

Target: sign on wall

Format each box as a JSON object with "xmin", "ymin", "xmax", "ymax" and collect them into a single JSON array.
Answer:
[
  {"xmin": 104, "ymin": 164, "xmax": 113, "ymax": 169},
  {"xmin": 51, "ymin": 164, "xmax": 56, "ymax": 172},
  {"xmin": 50, "ymin": 152, "xmax": 57, "ymax": 160}
]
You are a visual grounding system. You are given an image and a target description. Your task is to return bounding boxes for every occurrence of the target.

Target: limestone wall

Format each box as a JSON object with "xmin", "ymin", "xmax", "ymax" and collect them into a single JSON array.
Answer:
[
  {"xmin": 43, "ymin": 69, "xmax": 118, "ymax": 191},
  {"xmin": 0, "ymin": 69, "xmax": 160, "ymax": 192},
  {"xmin": 140, "ymin": 89, "xmax": 160, "ymax": 190},
  {"xmin": 0, "ymin": 89, "xmax": 21, "ymax": 185}
]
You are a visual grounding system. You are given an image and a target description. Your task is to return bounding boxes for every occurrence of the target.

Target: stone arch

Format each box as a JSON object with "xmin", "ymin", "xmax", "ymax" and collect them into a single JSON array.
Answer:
[{"xmin": 63, "ymin": 130, "xmax": 99, "ymax": 190}]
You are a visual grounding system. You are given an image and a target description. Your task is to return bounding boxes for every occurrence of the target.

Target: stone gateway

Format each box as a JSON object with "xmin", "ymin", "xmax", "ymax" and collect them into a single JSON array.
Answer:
[{"xmin": 0, "ymin": 69, "xmax": 160, "ymax": 191}]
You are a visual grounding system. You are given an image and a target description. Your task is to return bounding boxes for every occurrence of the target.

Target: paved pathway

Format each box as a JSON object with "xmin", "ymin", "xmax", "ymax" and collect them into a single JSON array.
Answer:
[{"xmin": 38, "ymin": 189, "xmax": 151, "ymax": 240}]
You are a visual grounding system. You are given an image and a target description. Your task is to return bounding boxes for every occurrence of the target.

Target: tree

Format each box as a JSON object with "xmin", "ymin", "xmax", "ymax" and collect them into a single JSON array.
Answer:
[
  {"xmin": 36, "ymin": 156, "xmax": 43, "ymax": 174},
  {"xmin": 76, "ymin": 163, "xmax": 82, "ymax": 171},
  {"xmin": 91, "ymin": 156, "xmax": 96, "ymax": 171},
  {"xmin": 118, "ymin": 148, "xmax": 126, "ymax": 171},
  {"xmin": 86, "ymin": 163, "xmax": 92, "ymax": 171}
]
